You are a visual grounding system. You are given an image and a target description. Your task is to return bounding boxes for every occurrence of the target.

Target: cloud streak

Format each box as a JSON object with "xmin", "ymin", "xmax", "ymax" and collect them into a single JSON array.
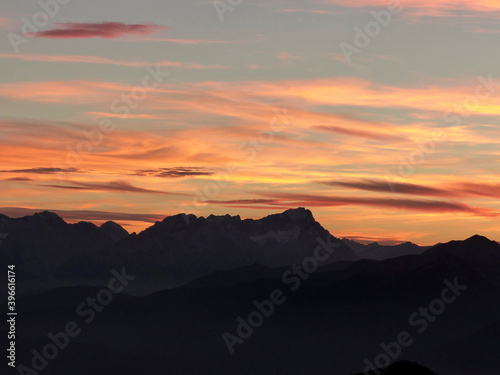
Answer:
[
  {"xmin": 0, "ymin": 167, "xmax": 78, "ymax": 174},
  {"xmin": 4, "ymin": 177, "xmax": 34, "ymax": 182},
  {"xmin": 316, "ymin": 125, "xmax": 404, "ymax": 141},
  {"xmin": 220, "ymin": 192, "xmax": 498, "ymax": 217},
  {"xmin": 321, "ymin": 179, "xmax": 500, "ymax": 199},
  {"xmin": 28, "ymin": 22, "xmax": 168, "ymax": 39},
  {"xmin": 132, "ymin": 167, "xmax": 214, "ymax": 178},
  {"xmin": 0, "ymin": 54, "xmax": 225, "ymax": 70},
  {"xmin": 320, "ymin": 0, "xmax": 500, "ymax": 18},
  {"xmin": 42, "ymin": 180, "xmax": 184, "ymax": 195},
  {"xmin": 322, "ymin": 179, "xmax": 449, "ymax": 197}
]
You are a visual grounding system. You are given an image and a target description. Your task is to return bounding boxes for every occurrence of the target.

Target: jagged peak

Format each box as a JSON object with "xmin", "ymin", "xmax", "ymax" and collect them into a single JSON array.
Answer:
[
  {"xmin": 206, "ymin": 214, "xmax": 241, "ymax": 224},
  {"xmin": 100, "ymin": 221, "xmax": 129, "ymax": 240},
  {"xmin": 159, "ymin": 208, "xmax": 315, "ymax": 226},
  {"xmin": 100, "ymin": 220, "xmax": 125, "ymax": 230},
  {"xmin": 30, "ymin": 211, "xmax": 66, "ymax": 224},
  {"xmin": 280, "ymin": 207, "xmax": 315, "ymax": 223}
]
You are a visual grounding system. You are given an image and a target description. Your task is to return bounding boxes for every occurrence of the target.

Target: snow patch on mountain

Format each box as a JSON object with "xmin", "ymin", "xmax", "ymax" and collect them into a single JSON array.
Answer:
[{"xmin": 249, "ymin": 225, "xmax": 301, "ymax": 244}]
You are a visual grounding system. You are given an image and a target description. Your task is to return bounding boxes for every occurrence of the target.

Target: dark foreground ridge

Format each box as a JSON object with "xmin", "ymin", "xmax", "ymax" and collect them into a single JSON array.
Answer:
[
  {"xmin": 351, "ymin": 360, "xmax": 440, "ymax": 375},
  {"xmin": 1, "ymin": 209, "xmax": 499, "ymax": 374}
]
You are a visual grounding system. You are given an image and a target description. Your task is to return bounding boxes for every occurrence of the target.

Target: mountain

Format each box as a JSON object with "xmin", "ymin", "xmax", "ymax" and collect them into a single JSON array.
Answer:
[
  {"xmin": 0, "ymin": 211, "xmax": 125, "ymax": 269},
  {"xmin": 8, "ymin": 234, "xmax": 500, "ymax": 375},
  {"xmin": 422, "ymin": 234, "xmax": 500, "ymax": 264},
  {"xmin": 100, "ymin": 221, "xmax": 129, "ymax": 241},
  {"xmin": 0, "ymin": 208, "xmax": 358, "ymax": 292},
  {"xmin": 422, "ymin": 234, "xmax": 500, "ymax": 286},
  {"xmin": 101, "ymin": 207, "xmax": 359, "ymax": 290},
  {"xmin": 342, "ymin": 238, "xmax": 430, "ymax": 260},
  {"xmin": 1, "ymin": 212, "xmax": 500, "ymax": 375}
]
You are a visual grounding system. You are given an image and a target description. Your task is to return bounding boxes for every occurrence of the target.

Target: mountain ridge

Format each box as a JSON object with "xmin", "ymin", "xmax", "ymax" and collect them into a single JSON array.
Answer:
[{"xmin": 2, "ymin": 208, "xmax": 499, "ymax": 292}]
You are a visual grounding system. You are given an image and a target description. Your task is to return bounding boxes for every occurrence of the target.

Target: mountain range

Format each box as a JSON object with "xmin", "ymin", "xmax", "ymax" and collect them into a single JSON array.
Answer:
[
  {"xmin": 0, "ymin": 207, "xmax": 448, "ymax": 292},
  {"xmin": 1, "ymin": 208, "xmax": 499, "ymax": 374}
]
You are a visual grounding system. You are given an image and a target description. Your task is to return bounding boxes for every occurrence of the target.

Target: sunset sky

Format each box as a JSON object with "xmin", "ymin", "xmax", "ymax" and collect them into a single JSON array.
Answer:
[{"xmin": 1, "ymin": 0, "xmax": 500, "ymax": 245}]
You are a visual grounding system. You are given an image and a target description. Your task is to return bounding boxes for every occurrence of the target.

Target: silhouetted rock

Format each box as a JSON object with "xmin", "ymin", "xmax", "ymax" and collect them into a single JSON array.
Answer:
[
  {"xmin": 100, "ymin": 221, "xmax": 129, "ymax": 241},
  {"xmin": 342, "ymin": 239, "xmax": 430, "ymax": 260}
]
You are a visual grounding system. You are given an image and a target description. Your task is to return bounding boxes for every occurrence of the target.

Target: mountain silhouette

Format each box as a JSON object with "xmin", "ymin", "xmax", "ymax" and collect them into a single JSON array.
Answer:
[
  {"xmin": 0, "ymin": 208, "xmax": 358, "ymax": 291},
  {"xmin": 1, "ymin": 208, "xmax": 499, "ymax": 374},
  {"xmin": 342, "ymin": 238, "xmax": 430, "ymax": 260}
]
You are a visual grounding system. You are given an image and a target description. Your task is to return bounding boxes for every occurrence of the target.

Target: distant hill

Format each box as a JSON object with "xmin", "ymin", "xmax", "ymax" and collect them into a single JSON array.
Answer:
[
  {"xmin": 342, "ymin": 238, "xmax": 430, "ymax": 260},
  {"xmin": 9, "ymin": 234, "xmax": 500, "ymax": 374}
]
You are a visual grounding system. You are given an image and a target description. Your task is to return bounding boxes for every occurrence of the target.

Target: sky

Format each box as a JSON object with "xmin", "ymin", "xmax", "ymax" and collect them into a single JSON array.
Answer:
[{"xmin": 1, "ymin": 0, "xmax": 500, "ymax": 245}]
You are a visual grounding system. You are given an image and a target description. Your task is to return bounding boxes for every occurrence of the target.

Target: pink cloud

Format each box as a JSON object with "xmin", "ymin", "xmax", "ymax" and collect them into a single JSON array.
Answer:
[
  {"xmin": 279, "ymin": 8, "xmax": 339, "ymax": 14},
  {"xmin": 0, "ymin": 16, "xmax": 16, "ymax": 30},
  {"xmin": 141, "ymin": 37, "xmax": 236, "ymax": 44},
  {"xmin": 28, "ymin": 22, "xmax": 168, "ymax": 39},
  {"xmin": 277, "ymin": 52, "xmax": 303, "ymax": 62},
  {"xmin": 320, "ymin": 0, "xmax": 500, "ymax": 18},
  {"xmin": 0, "ymin": 54, "xmax": 225, "ymax": 70}
]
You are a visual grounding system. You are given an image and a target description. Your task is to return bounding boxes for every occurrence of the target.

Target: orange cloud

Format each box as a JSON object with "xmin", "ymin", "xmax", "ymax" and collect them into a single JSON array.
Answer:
[
  {"xmin": 321, "ymin": 179, "xmax": 500, "ymax": 199},
  {"xmin": 277, "ymin": 52, "xmax": 303, "ymax": 62},
  {"xmin": 252, "ymin": 192, "xmax": 498, "ymax": 217},
  {"xmin": 41, "ymin": 179, "xmax": 185, "ymax": 195},
  {"xmin": 3, "ymin": 76, "xmax": 498, "ymax": 121},
  {"xmin": 319, "ymin": 0, "xmax": 500, "ymax": 17},
  {"xmin": 0, "ymin": 54, "xmax": 225, "ymax": 69}
]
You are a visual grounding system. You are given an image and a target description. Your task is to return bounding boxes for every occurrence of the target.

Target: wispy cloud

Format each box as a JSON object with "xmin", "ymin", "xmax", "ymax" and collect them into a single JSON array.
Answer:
[
  {"xmin": 0, "ymin": 16, "xmax": 16, "ymax": 30},
  {"xmin": 4, "ymin": 177, "xmax": 34, "ymax": 182},
  {"xmin": 28, "ymin": 22, "xmax": 168, "ymax": 39},
  {"xmin": 277, "ymin": 52, "xmax": 303, "ymax": 62},
  {"xmin": 0, "ymin": 54, "xmax": 226, "ymax": 69},
  {"xmin": 450, "ymin": 182, "xmax": 500, "ymax": 199},
  {"xmin": 321, "ymin": 179, "xmax": 448, "ymax": 197},
  {"xmin": 0, "ymin": 167, "xmax": 78, "ymax": 174},
  {"xmin": 42, "ymin": 179, "xmax": 184, "ymax": 195},
  {"xmin": 321, "ymin": 179, "xmax": 500, "ymax": 199},
  {"xmin": 223, "ymin": 192, "xmax": 498, "ymax": 217},
  {"xmin": 140, "ymin": 37, "xmax": 237, "ymax": 44},
  {"xmin": 132, "ymin": 167, "xmax": 214, "ymax": 178},
  {"xmin": 278, "ymin": 8, "xmax": 339, "ymax": 14},
  {"xmin": 320, "ymin": 0, "xmax": 500, "ymax": 18},
  {"xmin": 316, "ymin": 125, "xmax": 404, "ymax": 141}
]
